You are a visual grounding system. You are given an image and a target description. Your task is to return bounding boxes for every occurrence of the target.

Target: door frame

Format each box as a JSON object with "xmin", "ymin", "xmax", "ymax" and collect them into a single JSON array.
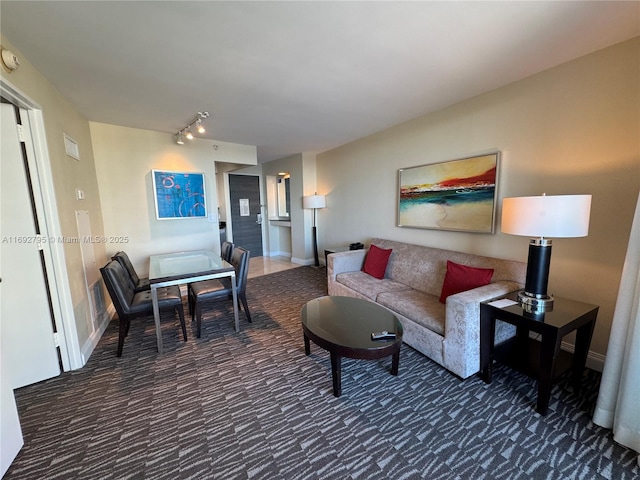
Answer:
[
  {"xmin": 1, "ymin": 79, "xmax": 81, "ymax": 370},
  {"xmin": 223, "ymin": 171, "xmax": 267, "ymax": 255}
]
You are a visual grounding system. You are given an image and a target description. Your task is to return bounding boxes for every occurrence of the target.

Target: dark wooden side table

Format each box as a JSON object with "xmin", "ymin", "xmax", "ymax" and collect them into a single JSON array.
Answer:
[{"xmin": 479, "ymin": 291, "xmax": 598, "ymax": 415}]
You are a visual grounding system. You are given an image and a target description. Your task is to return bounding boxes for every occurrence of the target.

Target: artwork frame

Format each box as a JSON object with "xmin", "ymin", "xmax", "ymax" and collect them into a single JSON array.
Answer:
[
  {"xmin": 152, "ymin": 169, "xmax": 207, "ymax": 220},
  {"xmin": 397, "ymin": 152, "xmax": 500, "ymax": 233}
]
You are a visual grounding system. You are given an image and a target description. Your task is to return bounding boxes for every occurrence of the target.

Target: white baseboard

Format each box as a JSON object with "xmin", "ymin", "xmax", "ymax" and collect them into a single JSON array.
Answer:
[
  {"xmin": 526, "ymin": 332, "xmax": 605, "ymax": 372},
  {"xmin": 561, "ymin": 340, "xmax": 605, "ymax": 372},
  {"xmin": 291, "ymin": 256, "xmax": 314, "ymax": 266},
  {"xmin": 266, "ymin": 251, "xmax": 292, "ymax": 258},
  {"xmin": 80, "ymin": 305, "xmax": 114, "ymax": 365}
]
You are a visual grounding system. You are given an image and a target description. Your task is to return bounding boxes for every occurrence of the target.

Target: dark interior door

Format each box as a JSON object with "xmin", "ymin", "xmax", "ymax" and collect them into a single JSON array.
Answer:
[{"xmin": 228, "ymin": 174, "xmax": 263, "ymax": 257}]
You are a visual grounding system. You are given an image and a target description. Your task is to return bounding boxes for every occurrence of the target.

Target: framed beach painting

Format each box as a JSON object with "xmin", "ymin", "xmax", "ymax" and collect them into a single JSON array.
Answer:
[
  {"xmin": 152, "ymin": 170, "xmax": 207, "ymax": 220},
  {"xmin": 397, "ymin": 152, "xmax": 500, "ymax": 233}
]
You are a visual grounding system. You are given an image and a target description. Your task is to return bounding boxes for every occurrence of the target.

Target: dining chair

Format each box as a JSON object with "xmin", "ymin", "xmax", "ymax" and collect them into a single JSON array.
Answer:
[
  {"xmin": 189, "ymin": 246, "xmax": 251, "ymax": 337},
  {"xmin": 100, "ymin": 260, "xmax": 186, "ymax": 356},
  {"xmin": 112, "ymin": 251, "xmax": 150, "ymax": 293},
  {"xmin": 186, "ymin": 241, "xmax": 234, "ymax": 317},
  {"xmin": 221, "ymin": 241, "xmax": 234, "ymax": 263}
]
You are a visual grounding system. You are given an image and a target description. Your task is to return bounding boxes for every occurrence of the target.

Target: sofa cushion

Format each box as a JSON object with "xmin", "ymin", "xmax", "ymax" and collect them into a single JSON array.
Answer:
[
  {"xmin": 439, "ymin": 260, "xmax": 494, "ymax": 303},
  {"xmin": 377, "ymin": 289, "xmax": 446, "ymax": 336},
  {"xmin": 362, "ymin": 244, "xmax": 392, "ymax": 279},
  {"xmin": 336, "ymin": 271, "xmax": 406, "ymax": 301},
  {"xmin": 370, "ymin": 238, "xmax": 526, "ymax": 297}
]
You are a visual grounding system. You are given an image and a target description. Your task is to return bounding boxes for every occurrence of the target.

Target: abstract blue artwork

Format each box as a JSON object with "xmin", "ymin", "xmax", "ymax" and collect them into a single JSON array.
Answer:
[{"xmin": 152, "ymin": 170, "xmax": 207, "ymax": 220}]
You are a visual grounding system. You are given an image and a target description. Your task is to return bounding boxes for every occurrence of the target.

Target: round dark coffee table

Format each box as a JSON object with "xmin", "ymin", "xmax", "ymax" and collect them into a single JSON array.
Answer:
[{"xmin": 301, "ymin": 296, "xmax": 403, "ymax": 397}]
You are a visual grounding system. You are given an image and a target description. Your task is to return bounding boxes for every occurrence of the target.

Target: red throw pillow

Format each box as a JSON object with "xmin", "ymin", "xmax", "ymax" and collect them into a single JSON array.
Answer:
[
  {"xmin": 362, "ymin": 244, "xmax": 392, "ymax": 279},
  {"xmin": 439, "ymin": 260, "xmax": 494, "ymax": 303}
]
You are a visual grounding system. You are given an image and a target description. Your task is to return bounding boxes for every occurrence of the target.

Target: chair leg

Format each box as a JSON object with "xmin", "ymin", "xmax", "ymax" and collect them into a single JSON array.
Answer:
[
  {"xmin": 240, "ymin": 293, "xmax": 251, "ymax": 322},
  {"xmin": 177, "ymin": 306, "xmax": 187, "ymax": 341},
  {"xmin": 117, "ymin": 318, "xmax": 128, "ymax": 357},
  {"xmin": 195, "ymin": 302, "xmax": 202, "ymax": 338}
]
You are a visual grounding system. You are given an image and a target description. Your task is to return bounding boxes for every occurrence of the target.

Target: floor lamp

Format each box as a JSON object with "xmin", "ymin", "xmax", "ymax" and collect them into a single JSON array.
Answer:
[
  {"xmin": 303, "ymin": 193, "xmax": 326, "ymax": 267},
  {"xmin": 501, "ymin": 194, "xmax": 591, "ymax": 312}
]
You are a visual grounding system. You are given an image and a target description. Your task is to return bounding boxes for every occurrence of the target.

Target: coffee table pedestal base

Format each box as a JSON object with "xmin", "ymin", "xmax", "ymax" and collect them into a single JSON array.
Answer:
[{"xmin": 304, "ymin": 332, "xmax": 400, "ymax": 397}]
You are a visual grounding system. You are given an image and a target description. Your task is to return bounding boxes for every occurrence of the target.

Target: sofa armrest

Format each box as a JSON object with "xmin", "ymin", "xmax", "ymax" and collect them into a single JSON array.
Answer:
[
  {"xmin": 443, "ymin": 280, "xmax": 523, "ymax": 379},
  {"xmin": 327, "ymin": 249, "xmax": 367, "ymax": 286}
]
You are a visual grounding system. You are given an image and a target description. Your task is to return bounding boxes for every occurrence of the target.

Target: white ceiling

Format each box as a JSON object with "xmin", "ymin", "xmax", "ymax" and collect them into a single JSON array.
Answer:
[{"xmin": 2, "ymin": 1, "xmax": 639, "ymax": 163}]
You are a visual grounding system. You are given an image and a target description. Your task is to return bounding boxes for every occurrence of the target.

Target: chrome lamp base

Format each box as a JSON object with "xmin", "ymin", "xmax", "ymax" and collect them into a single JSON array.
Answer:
[{"xmin": 518, "ymin": 291, "xmax": 554, "ymax": 313}]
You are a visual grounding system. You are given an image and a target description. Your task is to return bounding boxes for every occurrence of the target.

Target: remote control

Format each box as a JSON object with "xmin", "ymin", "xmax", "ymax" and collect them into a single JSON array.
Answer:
[{"xmin": 371, "ymin": 331, "xmax": 396, "ymax": 340}]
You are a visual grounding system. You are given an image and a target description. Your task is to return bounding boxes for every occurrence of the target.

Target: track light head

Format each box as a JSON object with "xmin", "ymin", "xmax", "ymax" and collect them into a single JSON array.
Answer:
[{"xmin": 176, "ymin": 111, "xmax": 210, "ymax": 143}]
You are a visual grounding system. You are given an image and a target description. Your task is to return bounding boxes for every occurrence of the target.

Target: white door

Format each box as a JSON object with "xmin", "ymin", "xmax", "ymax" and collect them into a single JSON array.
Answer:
[
  {"xmin": 0, "ymin": 350, "xmax": 23, "ymax": 476},
  {"xmin": 0, "ymin": 103, "xmax": 24, "ymax": 476},
  {"xmin": 0, "ymin": 102, "xmax": 60, "ymax": 388}
]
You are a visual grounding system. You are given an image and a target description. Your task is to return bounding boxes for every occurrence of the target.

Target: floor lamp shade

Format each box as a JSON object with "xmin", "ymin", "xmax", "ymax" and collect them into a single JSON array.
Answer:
[
  {"xmin": 501, "ymin": 194, "xmax": 591, "ymax": 311},
  {"xmin": 302, "ymin": 195, "xmax": 326, "ymax": 210}
]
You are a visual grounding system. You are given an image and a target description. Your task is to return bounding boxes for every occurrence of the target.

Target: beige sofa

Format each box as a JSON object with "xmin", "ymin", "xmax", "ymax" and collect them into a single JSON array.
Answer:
[{"xmin": 327, "ymin": 238, "xmax": 527, "ymax": 379}]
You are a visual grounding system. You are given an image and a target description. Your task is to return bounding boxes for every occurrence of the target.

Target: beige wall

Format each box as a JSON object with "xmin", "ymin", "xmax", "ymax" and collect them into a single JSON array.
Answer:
[
  {"xmin": 262, "ymin": 154, "xmax": 306, "ymax": 262},
  {"xmin": 261, "ymin": 153, "xmax": 319, "ymax": 264},
  {"xmin": 90, "ymin": 122, "xmax": 257, "ymax": 276},
  {"xmin": 316, "ymin": 38, "xmax": 640, "ymax": 359},
  {"xmin": 1, "ymin": 35, "xmax": 107, "ymax": 352}
]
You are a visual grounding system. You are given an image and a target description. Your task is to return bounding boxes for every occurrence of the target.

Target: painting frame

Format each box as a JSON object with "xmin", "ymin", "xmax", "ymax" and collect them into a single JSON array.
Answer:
[
  {"xmin": 397, "ymin": 151, "xmax": 500, "ymax": 233},
  {"xmin": 152, "ymin": 169, "xmax": 207, "ymax": 220}
]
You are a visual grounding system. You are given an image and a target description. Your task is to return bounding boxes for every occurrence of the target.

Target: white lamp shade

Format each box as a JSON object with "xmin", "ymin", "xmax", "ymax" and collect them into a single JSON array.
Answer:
[
  {"xmin": 302, "ymin": 194, "xmax": 326, "ymax": 209},
  {"xmin": 501, "ymin": 194, "xmax": 591, "ymax": 238}
]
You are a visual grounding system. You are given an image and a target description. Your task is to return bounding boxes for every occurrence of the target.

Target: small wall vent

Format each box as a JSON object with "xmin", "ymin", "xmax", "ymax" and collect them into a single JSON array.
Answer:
[{"xmin": 64, "ymin": 133, "xmax": 79, "ymax": 160}]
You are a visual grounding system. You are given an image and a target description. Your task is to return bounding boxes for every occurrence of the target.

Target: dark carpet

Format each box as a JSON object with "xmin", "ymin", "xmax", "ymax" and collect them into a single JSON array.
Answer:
[{"xmin": 6, "ymin": 267, "xmax": 639, "ymax": 479}]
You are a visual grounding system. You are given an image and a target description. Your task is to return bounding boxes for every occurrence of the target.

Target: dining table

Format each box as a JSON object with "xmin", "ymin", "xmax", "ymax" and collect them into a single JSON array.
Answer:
[{"xmin": 148, "ymin": 249, "xmax": 239, "ymax": 353}]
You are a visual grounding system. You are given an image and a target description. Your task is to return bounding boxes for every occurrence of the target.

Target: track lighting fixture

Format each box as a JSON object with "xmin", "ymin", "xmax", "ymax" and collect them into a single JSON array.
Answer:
[
  {"xmin": 175, "ymin": 111, "xmax": 210, "ymax": 145},
  {"xmin": 196, "ymin": 118, "xmax": 206, "ymax": 134}
]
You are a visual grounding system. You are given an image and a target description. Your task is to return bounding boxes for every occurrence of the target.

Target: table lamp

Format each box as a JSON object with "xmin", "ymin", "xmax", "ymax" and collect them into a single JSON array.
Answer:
[
  {"xmin": 303, "ymin": 193, "xmax": 326, "ymax": 267},
  {"xmin": 501, "ymin": 194, "xmax": 591, "ymax": 312}
]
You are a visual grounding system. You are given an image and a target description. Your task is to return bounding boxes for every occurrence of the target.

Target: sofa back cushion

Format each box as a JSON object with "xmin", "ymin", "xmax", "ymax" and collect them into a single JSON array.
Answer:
[{"xmin": 370, "ymin": 238, "xmax": 526, "ymax": 297}]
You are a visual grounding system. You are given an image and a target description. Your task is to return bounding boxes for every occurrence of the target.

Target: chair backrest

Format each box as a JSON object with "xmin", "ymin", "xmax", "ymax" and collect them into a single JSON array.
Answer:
[
  {"xmin": 230, "ymin": 247, "xmax": 250, "ymax": 294},
  {"xmin": 100, "ymin": 260, "xmax": 136, "ymax": 318},
  {"xmin": 221, "ymin": 241, "xmax": 234, "ymax": 263},
  {"xmin": 112, "ymin": 251, "xmax": 140, "ymax": 286}
]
